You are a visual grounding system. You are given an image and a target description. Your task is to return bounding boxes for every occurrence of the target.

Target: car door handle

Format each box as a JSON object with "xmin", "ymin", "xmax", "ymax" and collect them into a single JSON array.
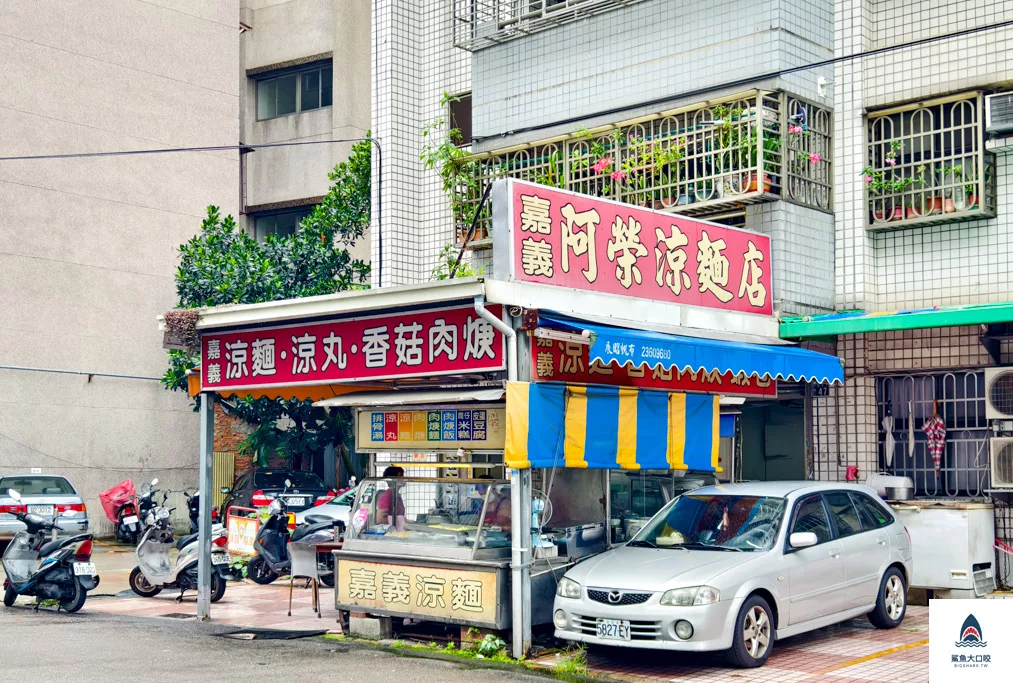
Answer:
[
  {"xmin": 876, "ymin": 537, "xmax": 887, "ymax": 546},
  {"xmin": 829, "ymin": 549, "xmax": 840, "ymax": 558}
]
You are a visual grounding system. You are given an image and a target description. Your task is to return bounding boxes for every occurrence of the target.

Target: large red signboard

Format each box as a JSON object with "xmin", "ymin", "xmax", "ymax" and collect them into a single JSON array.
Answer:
[
  {"xmin": 504, "ymin": 180, "xmax": 773, "ymax": 316},
  {"xmin": 201, "ymin": 304, "xmax": 506, "ymax": 391},
  {"xmin": 530, "ymin": 339, "xmax": 776, "ymax": 397}
]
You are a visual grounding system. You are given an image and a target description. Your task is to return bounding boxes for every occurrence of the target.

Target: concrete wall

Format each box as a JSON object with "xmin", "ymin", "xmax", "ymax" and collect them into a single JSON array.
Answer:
[
  {"xmin": 0, "ymin": 0, "xmax": 239, "ymax": 537},
  {"xmin": 240, "ymin": 0, "xmax": 371, "ymax": 262}
]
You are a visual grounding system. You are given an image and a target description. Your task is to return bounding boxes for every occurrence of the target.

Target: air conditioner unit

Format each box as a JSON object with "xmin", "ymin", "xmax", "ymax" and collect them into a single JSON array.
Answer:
[
  {"xmin": 984, "ymin": 367, "xmax": 1013, "ymax": 419},
  {"xmin": 989, "ymin": 437, "xmax": 1013, "ymax": 488},
  {"xmin": 985, "ymin": 92, "xmax": 1013, "ymax": 135}
]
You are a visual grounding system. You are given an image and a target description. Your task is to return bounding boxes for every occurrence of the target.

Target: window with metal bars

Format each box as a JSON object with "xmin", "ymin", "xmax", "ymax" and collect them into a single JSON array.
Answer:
[{"xmin": 865, "ymin": 93, "xmax": 997, "ymax": 230}]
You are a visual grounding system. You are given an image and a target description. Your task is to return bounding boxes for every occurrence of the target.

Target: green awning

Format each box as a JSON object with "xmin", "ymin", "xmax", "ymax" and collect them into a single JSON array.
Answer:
[{"xmin": 780, "ymin": 302, "xmax": 1013, "ymax": 339}]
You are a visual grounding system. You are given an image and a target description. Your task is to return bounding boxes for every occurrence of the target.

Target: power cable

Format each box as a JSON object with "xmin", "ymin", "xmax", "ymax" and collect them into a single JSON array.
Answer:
[
  {"xmin": 0, "ymin": 364, "xmax": 161, "ymax": 382},
  {"xmin": 471, "ymin": 17, "xmax": 1013, "ymax": 143},
  {"xmin": 0, "ymin": 431, "xmax": 198, "ymax": 472}
]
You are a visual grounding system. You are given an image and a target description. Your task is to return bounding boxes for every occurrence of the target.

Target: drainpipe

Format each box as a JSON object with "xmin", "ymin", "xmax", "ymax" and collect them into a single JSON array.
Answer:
[
  {"xmin": 474, "ymin": 294, "xmax": 527, "ymax": 657},
  {"xmin": 474, "ymin": 295, "xmax": 516, "ymax": 382}
]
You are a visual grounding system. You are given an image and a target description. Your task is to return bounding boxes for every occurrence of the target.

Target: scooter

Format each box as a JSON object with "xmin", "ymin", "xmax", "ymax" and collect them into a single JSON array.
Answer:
[
  {"xmin": 128, "ymin": 483, "xmax": 226, "ymax": 602},
  {"xmin": 114, "ymin": 480, "xmax": 159, "ymax": 545},
  {"xmin": 247, "ymin": 480, "xmax": 338, "ymax": 587},
  {"xmin": 184, "ymin": 490, "xmax": 219, "ymax": 534},
  {"xmin": 2, "ymin": 488, "xmax": 99, "ymax": 612}
]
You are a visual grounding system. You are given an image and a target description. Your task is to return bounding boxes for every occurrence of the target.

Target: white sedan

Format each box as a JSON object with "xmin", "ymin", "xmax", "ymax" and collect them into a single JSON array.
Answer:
[
  {"xmin": 553, "ymin": 481, "xmax": 912, "ymax": 668},
  {"xmin": 293, "ymin": 486, "xmax": 357, "ymax": 528}
]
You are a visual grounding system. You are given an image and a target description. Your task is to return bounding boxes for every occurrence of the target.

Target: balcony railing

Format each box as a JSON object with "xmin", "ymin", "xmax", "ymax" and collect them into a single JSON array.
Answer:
[
  {"xmin": 452, "ymin": 0, "xmax": 648, "ymax": 51},
  {"xmin": 865, "ymin": 93, "xmax": 998, "ymax": 230},
  {"xmin": 451, "ymin": 91, "xmax": 832, "ymax": 243}
]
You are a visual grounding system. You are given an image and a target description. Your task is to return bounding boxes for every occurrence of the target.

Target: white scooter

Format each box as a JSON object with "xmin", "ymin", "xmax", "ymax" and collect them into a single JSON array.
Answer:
[{"xmin": 128, "ymin": 480, "xmax": 226, "ymax": 602}]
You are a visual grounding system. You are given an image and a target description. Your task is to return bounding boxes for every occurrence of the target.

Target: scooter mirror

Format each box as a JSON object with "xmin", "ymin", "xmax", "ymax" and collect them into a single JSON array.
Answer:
[
  {"xmin": 220, "ymin": 487, "xmax": 230, "ymax": 495},
  {"xmin": 7, "ymin": 489, "xmax": 21, "ymax": 502},
  {"xmin": 151, "ymin": 478, "xmax": 159, "ymax": 487}
]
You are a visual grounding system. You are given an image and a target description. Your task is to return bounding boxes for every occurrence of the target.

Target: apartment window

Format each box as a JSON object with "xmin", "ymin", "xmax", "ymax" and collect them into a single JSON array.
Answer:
[
  {"xmin": 866, "ymin": 93, "xmax": 996, "ymax": 229},
  {"xmin": 449, "ymin": 93, "xmax": 472, "ymax": 146},
  {"xmin": 253, "ymin": 207, "xmax": 314, "ymax": 241},
  {"xmin": 256, "ymin": 64, "xmax": 332, "ymax": 121}
]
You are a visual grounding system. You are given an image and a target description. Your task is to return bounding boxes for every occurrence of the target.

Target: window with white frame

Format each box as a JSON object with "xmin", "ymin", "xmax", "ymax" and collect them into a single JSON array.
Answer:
[
  {"xmin": 865, "ymin": 93, "xmax": 996, "ymax": 229},
  {"xmin": 256, "ymin": 63, "xmax": 332, "ymax": 121}
]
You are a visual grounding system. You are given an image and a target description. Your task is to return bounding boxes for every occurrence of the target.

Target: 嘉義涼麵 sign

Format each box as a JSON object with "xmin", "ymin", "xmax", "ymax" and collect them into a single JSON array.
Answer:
[
  {"xmin": 201, "ymin": 304, "xmax": 506, "ymax": 390},
  {"xmin": 337, "ymin": 559, "xmax": 498, "ymax": 626},
  {"xmin": 355, "ymin": 407, "xmax": 506, "ymax": 451},
  {"xmin": 501, "ymin": 179, "xmax": 773, "ymax": 316}
]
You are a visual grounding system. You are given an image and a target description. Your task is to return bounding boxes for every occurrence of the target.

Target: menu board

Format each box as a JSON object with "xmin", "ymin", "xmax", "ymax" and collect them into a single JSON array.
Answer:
[{"xmin": 355, "ymin": 406, "xmax": 506, "ymax": 451}]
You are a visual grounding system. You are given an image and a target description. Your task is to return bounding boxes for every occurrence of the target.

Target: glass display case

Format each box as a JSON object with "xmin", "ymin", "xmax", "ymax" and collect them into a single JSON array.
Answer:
[{"xmin": 344, "ymin": 477, "xmax": 513, "ymax": 561}]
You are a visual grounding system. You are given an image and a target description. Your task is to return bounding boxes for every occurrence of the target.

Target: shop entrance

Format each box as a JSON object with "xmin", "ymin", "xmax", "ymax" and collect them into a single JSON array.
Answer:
[{"xmin": 740, "ymin": 401, "xmax": 805, "ymax": 481}]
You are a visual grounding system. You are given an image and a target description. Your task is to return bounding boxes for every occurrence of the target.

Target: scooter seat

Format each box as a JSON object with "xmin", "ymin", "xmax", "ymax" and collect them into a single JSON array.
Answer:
[
  {"xmin": 290, "ymin": 521, "xmax": 333, "ymax": 542},
  {"xmin": 38, "ymin": 534, "xmax": 91, "ymax": 558},
  {"xmin": 175, "ymin": 533, "xmax": 198, "ymax": 550}
]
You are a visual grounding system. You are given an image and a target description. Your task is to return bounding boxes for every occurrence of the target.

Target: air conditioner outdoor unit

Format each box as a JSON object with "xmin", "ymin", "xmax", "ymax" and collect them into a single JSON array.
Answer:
[
  {"xmin": 989, "ymin": 437, "xmax": 1013, "ymax": 489},
  {"xmin": 986, "ymin": 92, "xmax": 1013, "ymax": 135},
  {"xmin": 984, "ymin": 367, "xmax": 1013, "ymax": 420}
]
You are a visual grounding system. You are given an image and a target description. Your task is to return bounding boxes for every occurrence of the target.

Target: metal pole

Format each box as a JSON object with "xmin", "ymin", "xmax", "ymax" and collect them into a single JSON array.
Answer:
[
  {"xmin": 509, "ymin": 467, "xmax": 527, "ymax": 659},
  {"xmin": 519, "ymin": 468, "xmax": 532, "ymax": 655},
  {"xmin": 474, "ymin": 296, "xmax": 516, "ymax": 382},
  {"xmin": 197, "ymin": 393, "xmax": 215, "ymax": 620}
]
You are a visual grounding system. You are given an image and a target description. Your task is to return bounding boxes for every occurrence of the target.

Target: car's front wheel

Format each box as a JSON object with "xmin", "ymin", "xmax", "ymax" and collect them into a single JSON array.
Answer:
[
  {"xmin": 725, "ymin": 595, "xmax": 774, "ymax": 668},
  {"xmin": 868, "ymin": 567, "xmax": 906, "ymax": 629}
]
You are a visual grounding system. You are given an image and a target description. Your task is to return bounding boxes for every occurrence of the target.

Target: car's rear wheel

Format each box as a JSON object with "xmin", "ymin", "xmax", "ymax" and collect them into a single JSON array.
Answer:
[
  {"xmin": 725, "ymin": 595, "xmax": 774, "ymax": 668},
  {"xmin": 868, "ymin": 567, "xmax": 906, "ymax": 629}
]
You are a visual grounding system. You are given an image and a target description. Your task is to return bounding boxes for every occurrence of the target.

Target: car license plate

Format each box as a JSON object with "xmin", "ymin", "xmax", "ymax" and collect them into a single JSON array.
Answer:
[
  {"xmin": 72, "ymin": 562, "xmax": 96, "ymax": 576},
  {"xmin": 596, "ymin": 619, "xmax": 631, "ymax": 641},
  {"xmin": 28, "ymin": 505, "xmax": 54, "ymax": 516},
  {"xmin": 212, "ymin": 552, "xmax": 229, "ymax": 565},
  {"xmin": 122, "ymin": 515, "xmax": 139, "ymax": 525},
  {"xmin": 285, "ymin": 497, "xmax": 306, "ymax": 506}
]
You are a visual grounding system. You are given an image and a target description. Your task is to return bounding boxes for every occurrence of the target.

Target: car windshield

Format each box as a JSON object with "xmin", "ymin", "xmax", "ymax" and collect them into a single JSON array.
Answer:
[
  {"xmin": 330, "ymin": 488, "xmax": 357, "ymax": 506},
  {"xmin": 0, "ymin": 476, "xmax": 75, "ymax": 496},
  {"xmin": 254, "ymin": 471, "xmax": 326, "ymax": 489},
  {"xmin": 632, "ymin": 494, "xmax": 786, "ymax": 552}
]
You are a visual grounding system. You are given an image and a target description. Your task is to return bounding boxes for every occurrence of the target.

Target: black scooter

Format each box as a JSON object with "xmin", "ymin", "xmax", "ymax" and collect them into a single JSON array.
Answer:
[
  {"xmin": 184, "ymin": 490, "xmax": 219, "ymax": 534},
  {"xmin": 2, "ymin": 488, "xmax": 99, "ymax": 612},
  {"xmin": 246, "ymin": 480, "xmax": 338, "ymax": 587}
]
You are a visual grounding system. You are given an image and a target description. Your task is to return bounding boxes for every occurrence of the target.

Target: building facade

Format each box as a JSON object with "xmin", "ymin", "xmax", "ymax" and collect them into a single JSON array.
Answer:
[
  {"xmin": 0, "ymin": 0, "xmax": 239, "ymax": 535},
  {"xmin": 239, "ymin": 0, "xmax": 370, "ymax": 263}
]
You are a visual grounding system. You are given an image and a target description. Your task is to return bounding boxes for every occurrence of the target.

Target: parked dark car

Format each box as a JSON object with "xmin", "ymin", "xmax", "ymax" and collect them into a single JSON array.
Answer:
[{"xmin": 220, "ymin": 470, "xmax": 335, "ymax": 515}]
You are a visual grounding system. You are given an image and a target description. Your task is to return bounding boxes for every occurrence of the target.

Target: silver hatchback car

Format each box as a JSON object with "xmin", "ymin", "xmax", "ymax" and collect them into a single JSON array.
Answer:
[
  {"xmin": 553, "ymin": 482, "xmax": 912, "ymax": 668},
  {"xmin": 0, "ymin": 475, "xmax": 90, "ymax": 541}
]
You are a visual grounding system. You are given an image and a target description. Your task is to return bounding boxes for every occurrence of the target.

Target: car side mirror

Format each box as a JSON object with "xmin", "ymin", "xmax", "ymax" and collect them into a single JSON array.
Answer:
[
  {"xmin": 8, "ymin": 489, "xmax": 21, "ymax": 503},
  {"xmin": 789, "ymin": 532, "xmax": 818, "ymax": 549},
  {"xmin": 285, "ymin": 479, "xmax": 292, "ymax": 488},
  {"xmin": 220, "ymin": 487, "xmax": 231, "ymax": 495},
  {"xmin": 151, "ymin": 478, "xmax": 159, "ymax": 487}
]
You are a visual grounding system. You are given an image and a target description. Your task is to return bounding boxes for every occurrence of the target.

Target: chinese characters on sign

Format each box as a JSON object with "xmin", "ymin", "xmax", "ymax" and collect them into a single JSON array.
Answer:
[
  {"xmin": 506, "ymin": 180, "xmax": 773, "ymax": 316},
  {"xmin": 354, "ymin": 408, "xmax": 506, "ymax": 451},
  {"xmin": 530, "ymin": 339, "xmax": 777, "ymax": 397},
  {"xmin": 337, "ymin": 560, "xmax": 498, "ymax": 626},
  {"xmin": 201, "ymin": 305, "xmax": 506, "ymax": 390}
]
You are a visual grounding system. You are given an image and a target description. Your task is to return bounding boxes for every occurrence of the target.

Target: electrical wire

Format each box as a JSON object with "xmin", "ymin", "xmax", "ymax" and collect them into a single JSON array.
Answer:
[
  {"xmin": 471, "ymin": 17, "xmax": 1013, "ymax": 143},
  {"xmin": 0, "ymin": 431, "xmax": 198, "ymax": 473}
]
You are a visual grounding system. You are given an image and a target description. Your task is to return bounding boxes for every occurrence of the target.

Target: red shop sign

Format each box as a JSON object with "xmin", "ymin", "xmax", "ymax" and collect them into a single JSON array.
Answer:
[
  {"xmin": 201, "ymin": 304, "xmax": 506, "ymax": 391},
  {"xmin": 501, "ymin": 179, "xmax": 773, "ymax": 316},
  {"xmin": 530, "ymin": 338, "xmax": 776, "ymax": 397}
]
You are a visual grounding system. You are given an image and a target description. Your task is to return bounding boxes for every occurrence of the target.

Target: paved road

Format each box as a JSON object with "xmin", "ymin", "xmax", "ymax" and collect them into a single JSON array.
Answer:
[{"xmin": 0, "ymin": 606, "xmax": 544, "ymax": 683}]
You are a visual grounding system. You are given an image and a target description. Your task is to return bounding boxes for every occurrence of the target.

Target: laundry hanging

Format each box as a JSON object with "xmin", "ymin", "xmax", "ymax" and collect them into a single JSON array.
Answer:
[
  {"xmin": 907, "ymin": 399, "xmax": 916, "ymax": 459},
  {"xmin": 881, "ymin": 413, "xmax": 896, "ymax": 467}
]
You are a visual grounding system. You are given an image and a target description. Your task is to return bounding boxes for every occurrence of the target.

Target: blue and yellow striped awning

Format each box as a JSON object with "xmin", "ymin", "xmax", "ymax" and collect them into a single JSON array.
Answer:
[{"xmin": 505, "ymin": 382, "xmax": 722, "ymax": 472}]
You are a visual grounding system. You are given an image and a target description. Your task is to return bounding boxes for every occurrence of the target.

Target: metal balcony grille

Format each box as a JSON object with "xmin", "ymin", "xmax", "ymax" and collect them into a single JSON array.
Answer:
[
  {"xmin": 452, "ymin": 0, "xmax": 648, "ymax": 51},
  {"xmin": 866, "ymin": 93, "xmax": 997, "ymax": 230},
  {"xmin": 450, "ymin": 91, "xmax": 832, "ymax": 243}
]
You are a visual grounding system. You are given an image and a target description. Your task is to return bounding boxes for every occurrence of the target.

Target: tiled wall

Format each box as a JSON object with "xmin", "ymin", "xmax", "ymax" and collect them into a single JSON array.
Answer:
[
  {"xmin": 372, "ymin": 0, "xmax": 470, "ymax": 287},
  {"xmin": 471, "ymin": 0, "xmax": 834, "ymax": 149}
]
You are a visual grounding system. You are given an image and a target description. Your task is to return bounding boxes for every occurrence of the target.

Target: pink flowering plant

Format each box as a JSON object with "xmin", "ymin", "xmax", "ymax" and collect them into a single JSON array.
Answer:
[
  {"xmin": 619, "ymin": 133, "xmax": 686, "ymax": 205},
  {"xmin": 861, "ymin": 141, "xmax": 926, "ymax": 197}
]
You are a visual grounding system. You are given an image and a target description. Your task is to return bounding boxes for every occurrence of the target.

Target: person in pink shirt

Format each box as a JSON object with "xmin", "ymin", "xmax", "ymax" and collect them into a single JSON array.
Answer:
[{"xmin": 376, "ymin": 466, "xmax": 406, "ymax": 530}]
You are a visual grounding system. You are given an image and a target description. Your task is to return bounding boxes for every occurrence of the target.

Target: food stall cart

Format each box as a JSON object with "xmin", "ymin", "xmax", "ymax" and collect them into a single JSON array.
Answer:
[{"xmin": 180, "ymin": 179, "xmax": 844, "ymax": 657}]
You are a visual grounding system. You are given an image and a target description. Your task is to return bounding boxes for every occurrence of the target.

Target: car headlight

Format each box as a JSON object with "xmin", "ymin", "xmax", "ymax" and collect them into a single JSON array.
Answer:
[
  {"xmin": 556, "ymin": 577, "xmax": 582, "ymax": 599},
  {"xmin": 660, "ymin": 586, "xmax": 720, "ymax": 606}
]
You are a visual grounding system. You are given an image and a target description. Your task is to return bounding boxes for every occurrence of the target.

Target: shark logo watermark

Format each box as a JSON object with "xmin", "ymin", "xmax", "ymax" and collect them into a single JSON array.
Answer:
[{"xmin": 955, "ymin": 614, "xmax": 987, "ymax": 648}]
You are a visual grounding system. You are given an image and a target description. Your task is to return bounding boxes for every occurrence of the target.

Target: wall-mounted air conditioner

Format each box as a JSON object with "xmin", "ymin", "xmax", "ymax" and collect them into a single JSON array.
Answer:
[
  {"xmin": 989, "ymin": 437, "xmax": 1013, "ymax": 489},
  {"xmin": 986, "ymin": 92, "xmax": 1013, "ymax": 135},
  {"xmin": 984, "ymin": 368, "xmax": 1013, "ymax": 420}
]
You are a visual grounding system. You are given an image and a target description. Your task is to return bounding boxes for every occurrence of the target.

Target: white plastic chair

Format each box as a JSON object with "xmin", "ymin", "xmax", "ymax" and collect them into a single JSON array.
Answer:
[{"xmin": 288, "ymin": 544, "xmax": 321, "ymax": 618}]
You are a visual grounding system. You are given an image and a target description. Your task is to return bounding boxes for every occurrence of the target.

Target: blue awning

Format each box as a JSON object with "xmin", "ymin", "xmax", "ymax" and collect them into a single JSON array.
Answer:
[{"xmin": 540, "ymin": 314, "xmax": 844, "ymax": 385}]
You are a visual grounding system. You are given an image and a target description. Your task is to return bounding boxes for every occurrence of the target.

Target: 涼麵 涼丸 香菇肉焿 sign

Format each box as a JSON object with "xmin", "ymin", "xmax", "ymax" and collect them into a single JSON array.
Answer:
[
  {"xmin": 503, "ymin": 180, "xmax": 773, "ymax": 316},
  {"xmin": 201, "ymin": 304, "xmax": 506, "ymax": 390}
]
